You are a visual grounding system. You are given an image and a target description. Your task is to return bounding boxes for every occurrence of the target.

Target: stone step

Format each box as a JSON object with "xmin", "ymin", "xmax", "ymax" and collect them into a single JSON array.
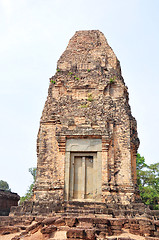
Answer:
[
  {"xmin": 55, "ymin": 212, "xmax": 113, "ymax": 218},
  {"xmin": 62, "ymin": 206, "xmax": 110, "ymax": 214},
  {"xmin": 65, "ymin": 209, "xmax": 95, "ymax": 213},
  {"xmin": 64, "ymin": 206, "xmax": 108, "ymax": 210}
]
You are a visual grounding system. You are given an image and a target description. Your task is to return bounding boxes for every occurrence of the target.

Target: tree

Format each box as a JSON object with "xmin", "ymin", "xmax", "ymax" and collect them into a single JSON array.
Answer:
[
  {"xmin": 136, "ymin": 153, "xmax": 159, "ymax": 209},
  {"xmin": 20, "ymin": 167, "xmax": 36, "ymax": 204},
  {"xmin": 28, "ymin": 167, "xmax": 36, "ymax": 182},
  {"xmin": 0, "ymin": 180, "xmax": 11, "ymax": 191}
]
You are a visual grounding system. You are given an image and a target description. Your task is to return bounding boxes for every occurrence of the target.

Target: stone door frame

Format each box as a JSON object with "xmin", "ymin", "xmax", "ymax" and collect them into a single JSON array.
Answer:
[
  {"xmin": 69, "ymin": 152, "xmax": 97, "ymax": 201},
  {"xmin": 64, "ymin": 138, "xmax": 102, "ymax": 202}
]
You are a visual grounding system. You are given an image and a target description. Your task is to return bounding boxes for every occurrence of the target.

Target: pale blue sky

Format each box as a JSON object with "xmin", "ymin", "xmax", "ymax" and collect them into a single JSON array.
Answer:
[{"xmin": 0, "ymin": 0, "xmax": 159, "ymax": 196}]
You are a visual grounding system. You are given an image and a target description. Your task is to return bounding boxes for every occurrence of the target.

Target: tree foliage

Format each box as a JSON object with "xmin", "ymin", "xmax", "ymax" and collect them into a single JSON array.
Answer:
[
  {"xmin": 20, "ymin": 167, "xmax": 36, "ymax": 204},
  {"xmin": 0, "ymin": 180, "xmax": 11, "ymax": 191},
  {"xmin": 136, "ymin": 153, "xmax": 159, "ymax": 209},
  {"xmin": 28, "ymin": 167, "xmax": 36, "ymax": 182}
]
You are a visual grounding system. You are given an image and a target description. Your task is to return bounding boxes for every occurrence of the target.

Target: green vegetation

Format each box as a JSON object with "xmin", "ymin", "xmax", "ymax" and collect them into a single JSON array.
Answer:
[
  {"xmin": 87, "ymin": 69, "xmax": 91, "ymax": 72},
  {"xmin": 0, "ymin": 180, "xmax": 11, "ymax": 191},
  {"xmin": 56, "ymin": 69, "xmax": 60, "ymax": 72},
  {"xmin": 51, "ymin": 79, "xmax": 56, "ymax": 84},
  {"xmin": 68, "ymin": 72, "xmax": 73, "ymax": 75},
  {"xmin": 137, "ymin": 153, "xmax": 159, "ymax": 209},
  {"xmin": 87, "ymin": 93, "xmax": 93, "ymax": 102},
  {"xmin": 20, "ymin": 168, "xmax": 36, "ymax": 204},
  {"xmin": 73, "ymin": 75, "xmax": 79, "ymax": 80},
  {"xmin": 80, "ymin": 104, "xmax": 88, "ymax": 108},
  {"xmin": 109, "ymin": 76, "xmax": 116, "ymax": 83}
]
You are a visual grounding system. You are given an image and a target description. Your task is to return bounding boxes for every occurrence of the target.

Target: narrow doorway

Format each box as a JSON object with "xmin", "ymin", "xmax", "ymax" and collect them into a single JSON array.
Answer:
[{"xmin": 69, "ymin": 153, "xmax": 96, "ymax": 201}]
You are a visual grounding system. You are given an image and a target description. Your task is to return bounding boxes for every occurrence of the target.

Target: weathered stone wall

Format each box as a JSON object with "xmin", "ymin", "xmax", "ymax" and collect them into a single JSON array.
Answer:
[
  {"xmin": 2, "ymin": 213, "xmax": 159, "ymax": 239},
  {"xmin": 34, "ymin": 30, "xmax": 139, "ymax": 204},
  {"xmin": 0, "ymin": 190, "xmax": 20, "ymax": 216}
]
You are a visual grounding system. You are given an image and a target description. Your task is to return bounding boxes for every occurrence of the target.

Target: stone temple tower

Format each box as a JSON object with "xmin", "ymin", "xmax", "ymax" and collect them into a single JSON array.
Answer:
[
  {"xmin": 7, "ymin": 31, "xmax": 159, "ymax": 239},
  {"xmin": 34, "ymin": 30, "xmax": 139, "ymax": 205}
]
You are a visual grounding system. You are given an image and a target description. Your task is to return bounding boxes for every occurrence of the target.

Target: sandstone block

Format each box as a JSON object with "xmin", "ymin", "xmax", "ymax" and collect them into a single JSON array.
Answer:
[
  {"xmin": 41, "ymin": 225, "xmax": 57, "ymax": 234},
  {"xmin": 42, "ymin": 217, "xmax": 57, "ymax": 225},
  {"xmin": 85, "ymin": 229, "xmax": 95, "ymax": 240},
  {"xmin": 26, "ymin": 222, "xmax": 41, "ymax": 233},
  {"xmin": 54, "ymin": 218, "xmax": 65, "ymax": 226},
  {"xmin": 67, "ymin": 228, "xmax": 85, "ymax": 239},
  {"xmin": 65, "ymin": 217, "xmax": 77, "ymax": 227}
]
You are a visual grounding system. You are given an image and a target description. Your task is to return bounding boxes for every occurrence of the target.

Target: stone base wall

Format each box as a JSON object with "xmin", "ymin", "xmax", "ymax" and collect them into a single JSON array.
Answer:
[
  {"xmin": 0, "ymin": 190, "xmax": 20, "ymax": 216},
  {"xmin": 33, "ymin": 189, "xmax": 63, "ymax": 202},
  {"xmin": 10, "ymin": 200, "xmax": 148, "ymax": 218}
]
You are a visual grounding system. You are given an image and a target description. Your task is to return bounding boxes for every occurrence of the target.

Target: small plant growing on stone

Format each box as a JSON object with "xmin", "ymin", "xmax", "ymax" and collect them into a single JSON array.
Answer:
[
  {"xmin": 81, "ymin": 104, "xmax": 88, "ymax": 108},
  {"xmin": 87, "ymin": 69, "xmax": 91, "ymax": 72},
  {"xmin": 74, "ymin": 75, "xmax": 79, "ymax": 80},
  {"xmin": 87, "ymin": 93, "xmax": 93, "ymax": 102},
  {"xmin": 68, "ymin": 72, "xmax": 73, "ymax": 75},
  {"xmin": 56, "ymin": 69, "xmax": 60, "ymax": 72},
  {"xmin": 51, "ymin": 80, "xmax": 56, "ymax": 84},
  {"xmin": 109, "ymin": 76, "xmax": 116, "ymax": 83}
]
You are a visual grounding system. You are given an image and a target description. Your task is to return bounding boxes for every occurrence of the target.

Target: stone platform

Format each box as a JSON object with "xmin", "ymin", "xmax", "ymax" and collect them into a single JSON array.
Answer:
[
  {"xmin": 0, "ymin": 201, "xmax": 158, "ymax": 239},
  {"xmin": 10, "ymin": 201, "xmax": 151, "ymax": 218},
  {"xmin": 1, "ymin": 213, "xmax": 159, "ymax": 239}
]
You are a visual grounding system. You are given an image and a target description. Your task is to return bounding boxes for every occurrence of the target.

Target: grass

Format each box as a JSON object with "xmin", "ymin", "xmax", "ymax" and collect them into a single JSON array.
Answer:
[{"xmin": 51, "ymin": 80, "xmax": 56, "ymax": 84}]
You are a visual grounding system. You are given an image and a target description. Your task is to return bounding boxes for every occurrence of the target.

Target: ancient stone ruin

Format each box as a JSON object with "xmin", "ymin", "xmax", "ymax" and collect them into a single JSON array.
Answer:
[
  {"xmin": 1, "ymin": 30, "xmax": 159, "ymax": 240},
  {"xmin": 0, "ymin": 190, "xmax": 19, "ymax": 216},
  {"xmin": 34, "ymin": 30, "xmax": 140, "ymax": 205}
]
